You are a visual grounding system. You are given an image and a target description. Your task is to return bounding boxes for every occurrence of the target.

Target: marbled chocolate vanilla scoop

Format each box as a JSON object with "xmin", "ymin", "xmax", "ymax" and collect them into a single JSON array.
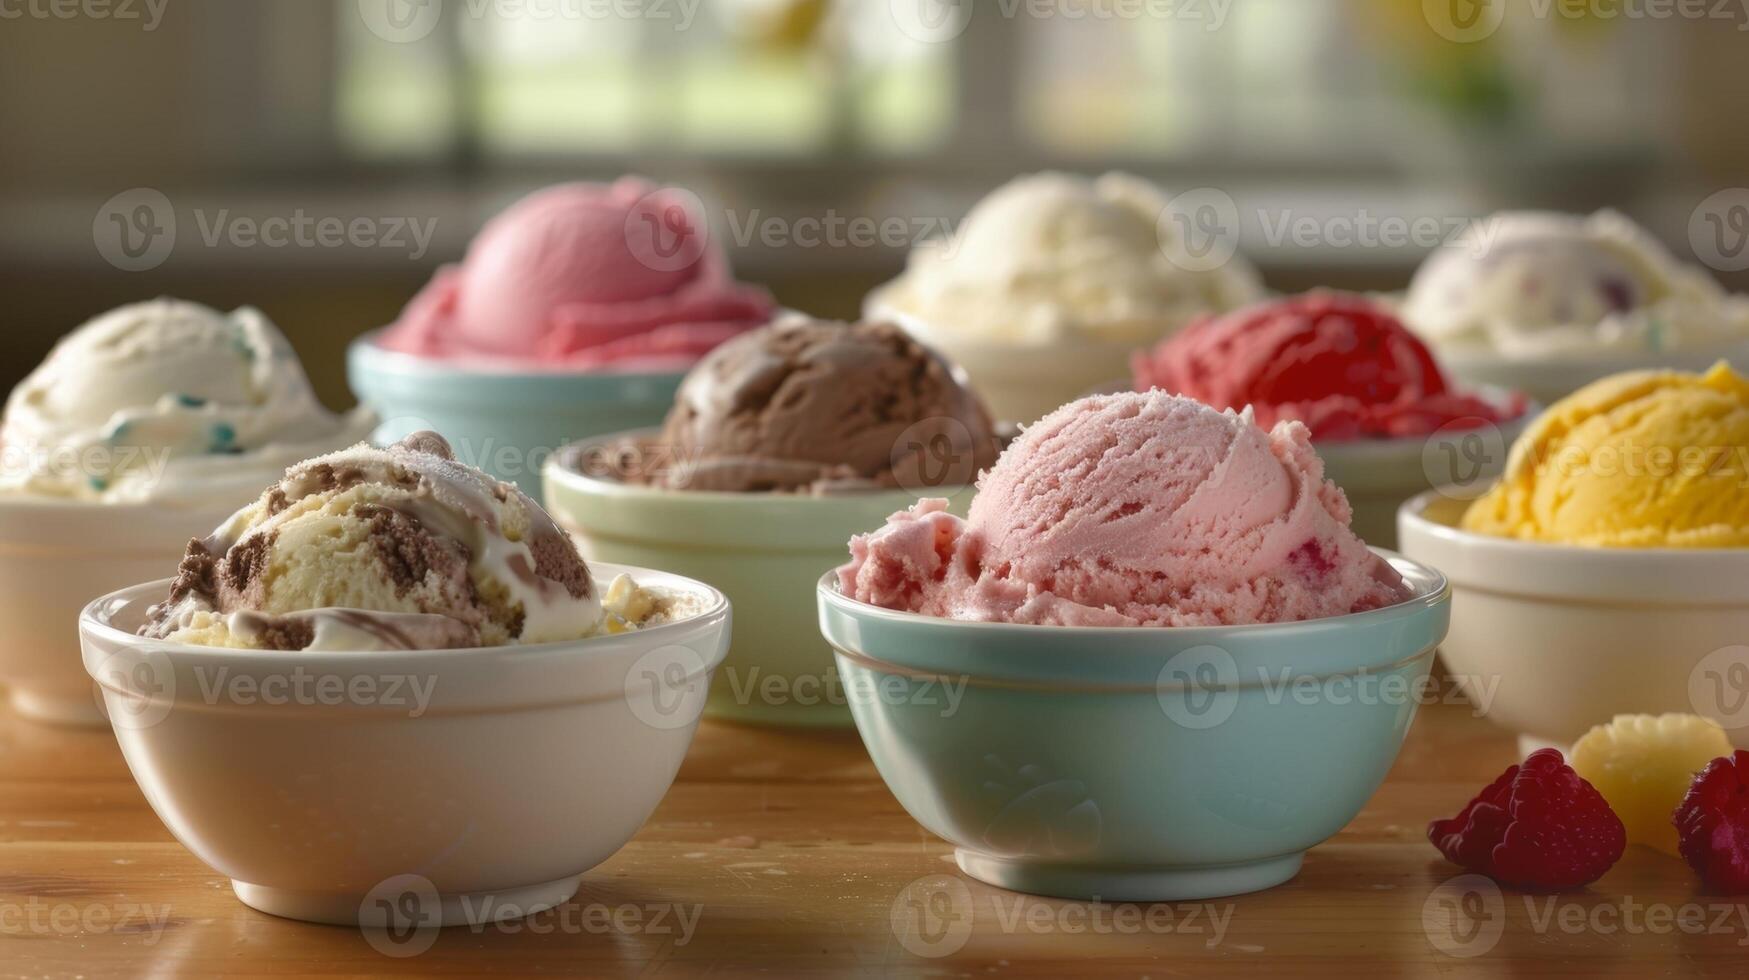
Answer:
[{"xmin": 140, "ymin": 432, "xmax": 654, "ymax": 651}]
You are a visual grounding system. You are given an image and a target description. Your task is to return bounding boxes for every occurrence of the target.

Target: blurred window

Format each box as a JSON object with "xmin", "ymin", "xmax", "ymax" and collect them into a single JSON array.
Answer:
[{"xmin": 336, "ymin": 0, "xmax": 1672, "ymax": 171}]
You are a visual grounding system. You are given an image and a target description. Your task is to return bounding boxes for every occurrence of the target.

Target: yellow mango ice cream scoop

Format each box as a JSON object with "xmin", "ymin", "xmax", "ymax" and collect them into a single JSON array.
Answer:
[{"xmin": 1463, "ymin": 361, "xmax": 1749, "ymax": 547}]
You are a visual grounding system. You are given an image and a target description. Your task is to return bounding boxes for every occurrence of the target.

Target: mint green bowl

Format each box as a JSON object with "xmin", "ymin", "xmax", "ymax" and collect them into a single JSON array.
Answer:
[
  {"xmin": 347, "ymin": 331, "xmax": 682, "ymax": 501},
  {"xmin": 817, "ymin": 553, "xmax": 1450, "ymax": 901},
  {"xmin": 544, "ymin": 433, "xmax": 974, "ymax": 727}
]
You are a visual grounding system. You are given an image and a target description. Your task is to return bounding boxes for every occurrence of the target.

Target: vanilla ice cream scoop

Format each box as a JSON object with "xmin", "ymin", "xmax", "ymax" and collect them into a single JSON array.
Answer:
[
  {"xmin": 140, "ymin": 432, "xmax": 663, "ymax": 651},
  {"xmin": 871, "ymin": 172, "xmax": 1262, "ymax": 346},
  {"xmin": 1402, "ymin": 211, "xmax": 1749, "ymax": 357},
  {"xmin": 0, "ymin": 299, "xmax": 373, "ymax": 503}
]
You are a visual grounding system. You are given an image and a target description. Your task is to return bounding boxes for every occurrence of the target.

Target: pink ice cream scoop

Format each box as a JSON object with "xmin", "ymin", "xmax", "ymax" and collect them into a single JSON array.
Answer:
[
  {"xmin": 839, "ymin": 391, "xmax": 1409, "ymax": 627},
  {"xmin": 379, "ymin": 180, "xmax": 774, "ymax": 370},
  {"xmin": 1133, "ymin": 292, "xmax": 1523, "ymax": 441}
]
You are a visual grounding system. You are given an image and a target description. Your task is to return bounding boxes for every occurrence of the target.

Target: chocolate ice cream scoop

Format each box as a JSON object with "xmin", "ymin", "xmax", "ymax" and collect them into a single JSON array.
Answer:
[
  {"xmin": 139, "ymin": 432, "xmax": 623, "ymax": 650},
  {"xmin": 640, "ymin": 316, "xmax": 1000, "ymax": 493}
]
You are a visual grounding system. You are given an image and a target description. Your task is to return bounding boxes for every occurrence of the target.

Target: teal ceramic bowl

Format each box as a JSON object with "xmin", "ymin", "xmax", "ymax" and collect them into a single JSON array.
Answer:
[
  {"xmin": 817, "ymin": 553, "xmax": 1450, "ymax": 901},
  {"xmin": 347, "ymin": 331, "xmax": 682, "ymax": 500},
  {"xmin": 545, "ymin": 432, "xmax": 975, "ymax": 727}
]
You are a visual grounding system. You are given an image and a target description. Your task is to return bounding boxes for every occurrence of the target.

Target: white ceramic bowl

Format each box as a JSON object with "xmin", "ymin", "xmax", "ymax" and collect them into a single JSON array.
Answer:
[
  {"xmin": 1438, "ymin": 343, "xmax": 1749, "ymax": 408},
  {"xmin": 0, "ymin": 496, "xmax": 237, "ymax": 726},
  {"xmin": 79, "ymin": 564, "xmax": 729, "ymax": 926},
  {"xmin": 1318, "ymin": 397, "xmax": 1532, "ymax": 550},
  {"xmin": 866, "ymin": 299, "xmax": 1137, "ymax": 427},
  {"xmin": 1399, "ymin": 491, "xmax": 1749, "ymax": 755}
]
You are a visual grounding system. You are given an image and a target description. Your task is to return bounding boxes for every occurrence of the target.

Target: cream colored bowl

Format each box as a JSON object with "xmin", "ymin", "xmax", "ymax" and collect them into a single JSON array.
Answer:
[
  {"xmin": 545, "ymin": 436, "xmax": 974, "ymax": 727},
  {"xmin": 1399, "ymin": 491, "xmax": 1749, "ymax": 755},
  {"xmin": 0, "ymin": 495, "xmax": 237, "ymax": 725},
  {"xmin": 80, "ymin": 564, "xmax": 729, "ymax": 926}
]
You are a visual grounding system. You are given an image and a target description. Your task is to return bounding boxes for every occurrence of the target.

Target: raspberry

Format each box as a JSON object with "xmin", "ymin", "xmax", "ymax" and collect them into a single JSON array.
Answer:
[
  {"xmin": 1571, "ymin": 713, "xmax": 1734, "ymax": 856},
  {"xmin": 1673, "ymin": 750, "xmax": 1749, "ymax": 893},
  {"xmin": 1429, "ymin": 748, "xmax": 1625, "ymax": 890}
]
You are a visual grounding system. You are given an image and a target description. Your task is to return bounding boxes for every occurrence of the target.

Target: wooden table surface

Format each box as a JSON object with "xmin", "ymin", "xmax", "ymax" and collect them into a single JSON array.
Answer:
[{"xmin": 1, "ymin": 694, "xmax": 1743, "ymax": 978}]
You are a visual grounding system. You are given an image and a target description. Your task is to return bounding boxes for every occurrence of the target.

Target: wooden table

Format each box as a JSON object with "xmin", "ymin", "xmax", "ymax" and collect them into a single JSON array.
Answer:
[{"xmin": 1, "ymin": 696, "xmax": 1742, "ymax": 978}]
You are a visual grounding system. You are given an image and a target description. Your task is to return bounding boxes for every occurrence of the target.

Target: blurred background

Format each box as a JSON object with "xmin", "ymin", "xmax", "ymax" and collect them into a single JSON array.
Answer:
[{"xmin": 4, "ymin": 0, "xmax": 1748, "ymax": 406}]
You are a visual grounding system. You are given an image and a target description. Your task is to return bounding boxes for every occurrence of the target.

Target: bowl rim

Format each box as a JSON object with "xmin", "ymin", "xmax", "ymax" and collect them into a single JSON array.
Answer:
[
  {"xmin": 542, "ymin": 428, "xmax": 977, "ymax": 504},
  {"xmin": 1399, "ymin": 486, "xmax": 1749, "ymax": 560},
  {"xmin": 1300, "ymin": 389, "xmax": 1537, "ymax": 457},
  {"xmin": 79, "ymin": 562, "xmax": 730, "ymax": 668},
  {"xmin": 817, "ymin": 549, "xmax": 1449, "ymax": 639},
  {"xmin": 347, "ymin": 328, "xmax": 693, "ymax": 382}
]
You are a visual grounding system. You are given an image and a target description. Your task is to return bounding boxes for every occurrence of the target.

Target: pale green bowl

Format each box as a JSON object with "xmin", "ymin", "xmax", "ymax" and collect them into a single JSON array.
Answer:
[
  {"xmin": 817, "ymin": 553, "xmax": 1450, "ymax": 901},
  {"xmin": 544, "ymin": 432, "xmax": 974, "ymax": 726},
  {"xmin": 348, "ymin": 331, "xmax": 682, "ymax": 501}
]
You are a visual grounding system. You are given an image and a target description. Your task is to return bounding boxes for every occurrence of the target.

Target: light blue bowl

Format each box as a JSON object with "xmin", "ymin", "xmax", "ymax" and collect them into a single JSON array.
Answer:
[
  {"xmin": 817, "ymin": 553, "xmax": 1450, "ymax": 902},
  {"xmin": 347, "ymin": 330, "xmax": 683, "ymax": 500}
]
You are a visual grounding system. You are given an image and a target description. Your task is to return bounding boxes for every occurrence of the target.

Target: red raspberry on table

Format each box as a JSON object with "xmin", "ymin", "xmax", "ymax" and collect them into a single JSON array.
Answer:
[
  {"xmin": 1428, "ymin": 749, "xmax": 1626, "ymax": 890},
  {"xmin": 1673, "ymin": 750, "xmax": 1749, "ymax": 893}
]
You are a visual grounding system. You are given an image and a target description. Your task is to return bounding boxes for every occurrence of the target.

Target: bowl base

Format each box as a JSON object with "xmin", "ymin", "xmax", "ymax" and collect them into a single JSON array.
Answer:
[
  {"xmin": 954, "ymin": 849, "xmax": 1304, "ymax": 902},
  {"xmin": 8, "ymin": 687, "xmax": 107, "ymax": 727},
  {"xmin": 232, "ymin": 875, "xmax": 583, "ymax": 927}
]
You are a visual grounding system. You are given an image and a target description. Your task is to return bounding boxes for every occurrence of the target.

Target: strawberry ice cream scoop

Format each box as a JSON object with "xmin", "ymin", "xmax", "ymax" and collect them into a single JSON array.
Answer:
[
  {"xmin": 379, "ymin": 180, "xmax": 773, "ymax": 370},
  {"xmin": 839, "ymin": 391, "xmax": 1410, "ymax": 627},
  {"xmin": 1133, "ymin": 292, "xmax": 1523, "ymax": 441}
]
